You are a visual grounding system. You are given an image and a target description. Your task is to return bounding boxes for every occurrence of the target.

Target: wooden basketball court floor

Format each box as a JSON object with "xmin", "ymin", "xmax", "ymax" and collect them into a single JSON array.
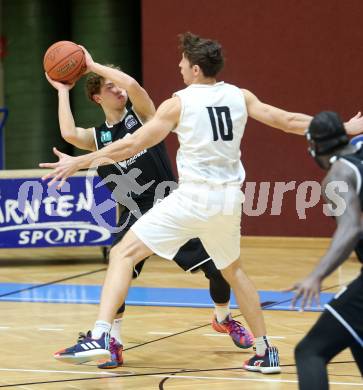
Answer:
[{"xmin": 0, "ymin": 237, "xmax": 362, "ymax": 389}]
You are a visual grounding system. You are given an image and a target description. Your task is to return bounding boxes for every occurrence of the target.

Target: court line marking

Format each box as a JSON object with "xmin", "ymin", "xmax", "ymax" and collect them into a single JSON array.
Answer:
[
  {"xmin": 0, "ymin": 368, "xmax": 361, "ymax": 387},
  {"xmin": 0, "ymin": 368, "xmax": 119, "ymax": 376},
  {"xmin": 38, "ymin": 328, "xmax": 64, "ymax": 331},
  {"xmin": 152, "ymin": 374, "xmax": 363, "ymax": 386},
  {"xmin": 123, "ymin": 286, "xmax": 341, "ymax": 352},
  {"xmin": 203, "ymin": 334, "xmax": 286, "ymax": 339},
  {"xmin": 148, "ymin": 331, "xmax": 173, "ymax": 335},
  {"xmin": 5, "ymin": 383, "xmax": 32, "ymax": 390},
  {"xmin": 0, "ymin": 267, "xmax": 106, "ymax": 299}
]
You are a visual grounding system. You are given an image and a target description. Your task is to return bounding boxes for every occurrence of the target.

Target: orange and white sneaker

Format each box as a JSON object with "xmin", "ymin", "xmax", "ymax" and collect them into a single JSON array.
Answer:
[
  {"xmin": 97, "ymin": 337, "xmax": 123, "ymax": 369},
  {"xmin": 212, "ymin": 314, "xmax": 254, "ymax": 349}
]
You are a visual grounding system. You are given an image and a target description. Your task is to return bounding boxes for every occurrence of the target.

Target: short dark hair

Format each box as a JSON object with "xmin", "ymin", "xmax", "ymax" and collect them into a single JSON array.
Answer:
[
  {"xmin": 179, "ymin": 32, "xmax": 224, "ymax": 77},
  {"xmin": 307, "ymin": 111, "xmax": 349, "ymax": 156},
  {"xmin": 85, "ymin": 64, "xmax": 121, "ymax": 103}
]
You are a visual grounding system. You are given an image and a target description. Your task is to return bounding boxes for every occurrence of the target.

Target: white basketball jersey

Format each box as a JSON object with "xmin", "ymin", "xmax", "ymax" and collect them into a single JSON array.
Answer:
[{"xmin": 173, "ymin": 82, "xmax": 248, "ymax": 185}]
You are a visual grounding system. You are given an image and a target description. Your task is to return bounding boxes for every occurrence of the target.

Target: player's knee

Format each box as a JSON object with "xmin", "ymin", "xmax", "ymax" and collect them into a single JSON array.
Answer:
[
  {"xmin": 295, "ymin": 340, "xmax": 305, "ymax": 362},
  {"xmin": 201, "ymin": 261, "xmax": 224, "ymax": 281},
  {"xmin": 108, "ymin": 248, "xmax": 135, "ymax": 269},
  {"xmin": 295, "ymin": 335, "xmax": 315, "ymax": 361},
  {"xmin": 109, "ymin": 245, "xmax": 122, "ymax": 262},
  {"xmin": 220, "ymin": 262, "xmax": 239, "ymax": 282},
  {"xmin": 116, "ymin": 303, "xmax": 126, "ymax": 314}
]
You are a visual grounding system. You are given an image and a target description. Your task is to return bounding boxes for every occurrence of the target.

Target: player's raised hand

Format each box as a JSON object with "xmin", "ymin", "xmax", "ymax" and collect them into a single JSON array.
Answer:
[
  {"xmin": 285, "ymin": 273, "xmax": 322, "ymax": 311},
  {"xmin": 39, "ymin": 147, "xmax": 81, "ymax": 189},
  {"xmin": 45, "ymin": 72, "xmax": 75, "ymax": 91},
  {"xmin": 78, "ymin": 45, "xmax": 95, "ymax": 74},
  {"xmin": 345, "ymin": 111, "xmax": 363, "ymax": 135}
]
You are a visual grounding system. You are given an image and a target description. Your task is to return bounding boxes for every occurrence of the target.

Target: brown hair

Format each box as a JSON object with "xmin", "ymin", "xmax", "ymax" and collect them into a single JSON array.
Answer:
[
  {"xmin": 179, "ymin": 32, "xmax": 224, "ymax": 77},
  {"xmin": 85, "ymin": 64, "xmax": 121, "ymax": 103}
]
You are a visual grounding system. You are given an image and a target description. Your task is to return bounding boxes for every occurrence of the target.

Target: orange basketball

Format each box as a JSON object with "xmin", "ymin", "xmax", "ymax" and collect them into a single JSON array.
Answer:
[{"xmin": 43, "ymin": 41, "xmax": 86, "ymax": 84}]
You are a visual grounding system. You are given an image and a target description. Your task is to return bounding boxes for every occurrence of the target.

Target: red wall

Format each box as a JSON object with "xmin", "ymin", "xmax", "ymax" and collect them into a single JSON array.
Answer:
[{"xmin": 141, "ymin": 0, "xmax": 363, "ymax": 236}]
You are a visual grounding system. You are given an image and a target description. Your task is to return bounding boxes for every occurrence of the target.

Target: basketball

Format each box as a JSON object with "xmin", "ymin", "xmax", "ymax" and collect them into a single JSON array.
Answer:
[{"xmin": 43, "ymin": 41, "xmax": 86, "ymax": 84}]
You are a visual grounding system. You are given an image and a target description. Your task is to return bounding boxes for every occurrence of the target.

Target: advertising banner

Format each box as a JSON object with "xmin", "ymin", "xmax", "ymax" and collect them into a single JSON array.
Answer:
[{"xmin": 0, "ymin": 175, "xmax": 116, "ymax": 248}]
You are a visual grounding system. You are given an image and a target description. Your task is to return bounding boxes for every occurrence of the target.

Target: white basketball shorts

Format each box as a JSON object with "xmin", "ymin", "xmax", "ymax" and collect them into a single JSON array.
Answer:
[{"xmin": 131, "ymin": 183, "xmax": 243, "ymax": 269}]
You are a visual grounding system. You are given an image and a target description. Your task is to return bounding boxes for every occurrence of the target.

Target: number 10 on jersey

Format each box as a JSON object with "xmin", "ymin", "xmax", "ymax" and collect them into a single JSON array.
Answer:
[{"xmin": 207, "ymin": 106, "xmax": 233, "ymax": 141}]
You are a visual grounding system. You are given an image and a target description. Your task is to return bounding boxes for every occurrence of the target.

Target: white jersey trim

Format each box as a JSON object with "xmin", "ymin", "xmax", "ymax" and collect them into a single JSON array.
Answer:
[
  {"xmin": 172, "ymin": 94, "xmax": 184, "ymax": 133},
  {"xmin": 187, "ymin": 81, "xmax": 225, "ymax": 88},
  {"xmin": 186, "ymin": 257, "xmax": 212, "ymax": 272},
  {"xmin": 325, "ymin": 304, "xmax": 363, "ymax": 347},
  {"xmin": 339, "ymin": 158, "xmax": 362, "ymax": 194}
]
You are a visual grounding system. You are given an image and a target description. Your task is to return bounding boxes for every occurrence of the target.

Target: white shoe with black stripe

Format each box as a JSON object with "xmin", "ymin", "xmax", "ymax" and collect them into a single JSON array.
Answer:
[
  {"xmin": 54, "ymin": 331, "xmax": 110, "ymax": 364},
  {"xmin": 243, "ymin": 346, "xmax": 281, "ymax": 374}
]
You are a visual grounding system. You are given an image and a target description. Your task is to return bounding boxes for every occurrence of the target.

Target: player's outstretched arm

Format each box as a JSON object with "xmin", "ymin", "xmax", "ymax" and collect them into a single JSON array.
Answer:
[
  {"xmin": 310, "ymin": 163, "xmax": 361, "ymax": 278},
  {"xmin": 81, "ymin": 46, "xmax": 155, "ymax": 122},
  {"xmin": 287, "ymin": 162, "xmax": 361, "ymax": 310},
  {"xmin": 243, "ymin": 89, "xmax": 363, "ymax": 136},
  {"xmin": 45, "ymin": 73, "xmax": 96, "ymax": 151},
  {"xmin": 344, "ymin": 111, "xmax": 363, "ymax": 135},
  {"xmin": 243, "ymin": 89, "xmax": 312, "ymax": 135},
  {"xmin": 77, "ymin": 97, "xmax": 179, "ymax": 166},
  {"xmin": 39, "ymin": 97, "xmax": 180, "ymax": 188}
]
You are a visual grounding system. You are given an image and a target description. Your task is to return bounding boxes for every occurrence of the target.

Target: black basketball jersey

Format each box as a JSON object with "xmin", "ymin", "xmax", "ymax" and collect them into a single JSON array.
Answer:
[
  {"xmin": 339, "ymin": 145, "xmax": 363, "ymax": 210},
  {"xmin": 339, "ymin": 145, "xmax": 363, "ymax": 264},
  {"xmin": 93, "ymin": 105, "xmax": 176, "ymax": 213}
]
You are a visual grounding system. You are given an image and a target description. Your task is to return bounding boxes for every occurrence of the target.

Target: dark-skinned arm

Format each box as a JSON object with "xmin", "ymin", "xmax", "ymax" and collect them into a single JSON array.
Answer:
[{"xmin": 288, "ymin": 160, "xmax": 362, "ymax": 309}]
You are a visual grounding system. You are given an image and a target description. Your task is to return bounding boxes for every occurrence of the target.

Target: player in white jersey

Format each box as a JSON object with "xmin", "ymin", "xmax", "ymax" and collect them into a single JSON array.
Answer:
[{"xmin": 40, "ymin": 32, "xmax": 363, "ymax": 374}]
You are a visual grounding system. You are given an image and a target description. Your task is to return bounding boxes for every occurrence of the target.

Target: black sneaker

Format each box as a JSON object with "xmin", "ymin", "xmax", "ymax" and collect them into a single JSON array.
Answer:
[{"xmin": 243, "ymin": 346, "xmax": 281, "ymax": 374}]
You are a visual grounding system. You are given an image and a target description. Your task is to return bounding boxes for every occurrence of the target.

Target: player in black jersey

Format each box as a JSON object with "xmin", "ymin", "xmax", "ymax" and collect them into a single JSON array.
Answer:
[
  {"xmin": 46, "ymin": 52, "xmax": 253, "ymax": 368},
  {"xmin": 287, "ymin": 112, "xmax": 363, "ymax": 389}
]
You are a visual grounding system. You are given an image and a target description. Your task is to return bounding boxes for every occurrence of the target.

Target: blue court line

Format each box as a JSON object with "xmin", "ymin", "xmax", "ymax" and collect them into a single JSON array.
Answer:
[{"xmin": 0, "ymin": 282, "xmax": 334, "ymax": 312}]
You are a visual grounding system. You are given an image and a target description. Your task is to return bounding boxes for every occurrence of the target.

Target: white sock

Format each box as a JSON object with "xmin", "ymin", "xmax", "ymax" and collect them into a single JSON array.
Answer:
[
  {"xmin": 110, "ymin": 318, "xmax": 123, "ymax": 344},
  {"xmin": 255, "ymin": 336, "xmax": 270, "ymax": 356},
  {"xmin": 92, "ymin": 320, "xmax": 111, "ymax": 339},
  {"xmin": 214, "ymin": 304, "xmax": 230, "ymax": 323}
]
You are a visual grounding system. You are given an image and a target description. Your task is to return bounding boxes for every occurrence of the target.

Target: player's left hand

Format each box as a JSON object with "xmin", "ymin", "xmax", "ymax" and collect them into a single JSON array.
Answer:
[
  {"xmin": 78, "ymin": 45, "xmax": 95, "ymax": 74},
  {"xmin": 39, "ymin": 147, "xmax": 82, "ymax": 188},
  {"xmin": 285, "ymin": 273, "xmax": 322, "ymax": 311},
  {"xmin": 345, "ymin": 111, "xmax": 363, "ymax": 135}
]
